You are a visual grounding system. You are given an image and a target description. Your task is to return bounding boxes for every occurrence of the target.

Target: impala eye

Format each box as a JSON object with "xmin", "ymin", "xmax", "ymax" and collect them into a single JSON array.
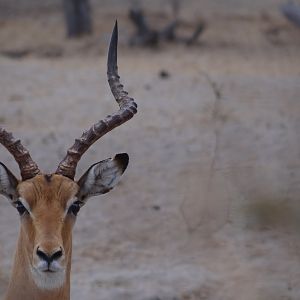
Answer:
[
  {"xmin": 15, "ymin": 201, "xmax": 28, "ymax": 216},
  {"xmin": 68, "ymin": 201, "xmax": 81, "ymax": 216}
]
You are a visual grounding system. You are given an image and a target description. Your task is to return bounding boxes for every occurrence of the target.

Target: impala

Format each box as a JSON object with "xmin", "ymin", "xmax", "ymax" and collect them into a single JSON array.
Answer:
[{"xmin": 0, "ymin": 22, "xmax": 137, "ymax": 300}]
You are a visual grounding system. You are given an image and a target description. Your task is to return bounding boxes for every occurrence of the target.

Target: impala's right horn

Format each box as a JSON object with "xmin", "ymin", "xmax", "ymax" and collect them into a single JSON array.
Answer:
[{"xmin": 55, "ymin": 21, "xmax": 138, "ymax": 180}]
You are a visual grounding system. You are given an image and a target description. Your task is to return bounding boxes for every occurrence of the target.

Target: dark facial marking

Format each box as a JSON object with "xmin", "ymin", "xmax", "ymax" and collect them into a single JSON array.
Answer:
[{"xmin": 44, "ymin": 174, "xmax": 53, "ymax": 183}]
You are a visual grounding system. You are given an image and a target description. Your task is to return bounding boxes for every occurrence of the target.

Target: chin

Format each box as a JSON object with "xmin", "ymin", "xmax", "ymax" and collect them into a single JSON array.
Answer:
[{"xmin": 31, "ymin": 267, "xmax": 66, "ymax": 290}]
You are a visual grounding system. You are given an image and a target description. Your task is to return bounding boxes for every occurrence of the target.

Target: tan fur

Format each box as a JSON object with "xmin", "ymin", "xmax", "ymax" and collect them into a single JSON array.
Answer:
[{"xmin": 4, "ymin": 175, "xmax": 79, "ymax": 300}]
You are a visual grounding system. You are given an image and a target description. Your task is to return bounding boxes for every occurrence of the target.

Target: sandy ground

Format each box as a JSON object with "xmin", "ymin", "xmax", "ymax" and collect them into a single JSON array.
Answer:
[{"xmin": 0, "ymin": 1, "xmax": 300, "ymax": 299}]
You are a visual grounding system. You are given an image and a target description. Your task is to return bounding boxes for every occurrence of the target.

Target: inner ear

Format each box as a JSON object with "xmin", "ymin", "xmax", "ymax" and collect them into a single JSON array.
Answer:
[
  {"xmin": 77, "ymin": 153, "xmax": 129, "ymax": 202},
  {"xmin": 0, "ymin": 162, "xmax": 19, "ymax": 201}
]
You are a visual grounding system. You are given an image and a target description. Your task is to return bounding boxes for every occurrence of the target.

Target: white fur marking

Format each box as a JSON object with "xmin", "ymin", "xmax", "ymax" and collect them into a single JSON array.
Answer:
[
  {"xmin": 64, "ymin": 197, "xmax": 78, "ymax": 217},
  {"xmin": 31, "ymin": 266, "xmax": 66, "ymax": 290}
]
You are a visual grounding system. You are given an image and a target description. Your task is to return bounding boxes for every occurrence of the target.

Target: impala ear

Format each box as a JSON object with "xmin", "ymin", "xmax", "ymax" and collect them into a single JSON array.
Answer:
[
  {"xmin": 0, "ymin": 162, "xmax": 19, "ymax": 201},
  {"xmin": 77, "ymin": 153, "xmax": 129, "ymax": 202}
]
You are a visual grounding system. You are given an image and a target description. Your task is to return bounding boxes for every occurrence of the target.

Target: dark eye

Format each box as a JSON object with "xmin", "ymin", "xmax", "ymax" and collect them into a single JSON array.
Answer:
[
  {"xmin": 68, "ymin": 201, "xmax": 81, "ymax": 216},
  {"xmin": 15, "ymin": 201, "xmax": 28, "ymax": 216}
]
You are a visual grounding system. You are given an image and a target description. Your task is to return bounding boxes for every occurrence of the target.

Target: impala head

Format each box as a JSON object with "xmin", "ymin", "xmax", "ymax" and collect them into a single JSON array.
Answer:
[{"xmin": 0, "ymin": 22, "xmax": 137, "ymax": 291}]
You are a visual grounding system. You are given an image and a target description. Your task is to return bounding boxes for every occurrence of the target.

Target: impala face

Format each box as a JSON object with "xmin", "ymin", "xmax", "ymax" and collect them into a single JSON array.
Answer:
[
  {"xmin": 0, "ymin": 21, "xmax": 137, "ymax": 299},
  {"xmin": 17, "ymin": 175, "xmax": 78, "ymax": 289}
]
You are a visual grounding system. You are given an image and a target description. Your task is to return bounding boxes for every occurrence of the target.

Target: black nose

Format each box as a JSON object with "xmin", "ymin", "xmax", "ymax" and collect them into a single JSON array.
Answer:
[{"xmin": 36, "ymin": 247, "xmax": 63, "ymax": 264}]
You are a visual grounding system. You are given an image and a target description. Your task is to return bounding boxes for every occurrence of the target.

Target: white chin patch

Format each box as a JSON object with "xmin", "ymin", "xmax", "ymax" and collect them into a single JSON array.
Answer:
[{"xmin": 31, "ymin": 267, "xmax": 66, "ymax": 290}]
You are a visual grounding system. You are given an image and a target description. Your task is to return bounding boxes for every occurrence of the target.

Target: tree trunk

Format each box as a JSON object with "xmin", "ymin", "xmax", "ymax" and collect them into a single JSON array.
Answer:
[{"xmin": 63, "ymin": 0, "xmax": 92, "ymax": 38}]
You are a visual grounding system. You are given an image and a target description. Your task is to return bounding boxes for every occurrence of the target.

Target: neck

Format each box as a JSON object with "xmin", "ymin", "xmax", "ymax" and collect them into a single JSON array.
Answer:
[{"xmin": 4, "ymin": 231, "xmax": 72, "ymax": 300}]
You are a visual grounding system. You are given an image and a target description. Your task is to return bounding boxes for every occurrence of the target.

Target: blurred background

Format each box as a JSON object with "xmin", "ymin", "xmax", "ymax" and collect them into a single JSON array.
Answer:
[{"xmin": 0, "ymin": 0, "xmax": 300, "ymax": 299}]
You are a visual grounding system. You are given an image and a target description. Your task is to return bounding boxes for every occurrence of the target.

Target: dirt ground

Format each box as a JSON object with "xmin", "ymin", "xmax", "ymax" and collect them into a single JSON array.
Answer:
[{"xmin": 0, "ymin": 1, "xmax": 300, "ymax": 299}]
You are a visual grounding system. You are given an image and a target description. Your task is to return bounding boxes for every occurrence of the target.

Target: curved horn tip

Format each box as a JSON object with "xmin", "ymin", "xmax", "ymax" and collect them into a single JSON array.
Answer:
[{"xmin": 107, "ymin": 20, "xmax": 119, "ymax": 74}]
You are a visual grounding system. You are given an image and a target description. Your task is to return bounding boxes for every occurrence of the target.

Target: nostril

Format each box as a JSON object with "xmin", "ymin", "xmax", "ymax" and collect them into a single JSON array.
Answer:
[
  {"xmin": 36, "ymin": 247, "xmax": 63, "ymax": 264},
  {"xmin": 51, "ymin": 248, "xmax": 63, "ymax": 261},
  {"xmin": 36, "ymin": 247, "xmax": 51, "ymax": 263}
]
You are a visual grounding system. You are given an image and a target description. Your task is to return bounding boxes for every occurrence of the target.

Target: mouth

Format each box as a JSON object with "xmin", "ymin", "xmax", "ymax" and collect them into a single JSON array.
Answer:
[
  {"xmin": 43, "ymin": 269, "xmax": 55, "ymax": 273},
  {"xmin": 31, "ymin": 265, "xmax": 66, "ymax": 290},
  {"xmin": 35, "ymin": 259, "xmax": 64, "ymax": 273},
  {"xmin": 34, "ymin": 266, "xmax": 62, "ymax": 276}
]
